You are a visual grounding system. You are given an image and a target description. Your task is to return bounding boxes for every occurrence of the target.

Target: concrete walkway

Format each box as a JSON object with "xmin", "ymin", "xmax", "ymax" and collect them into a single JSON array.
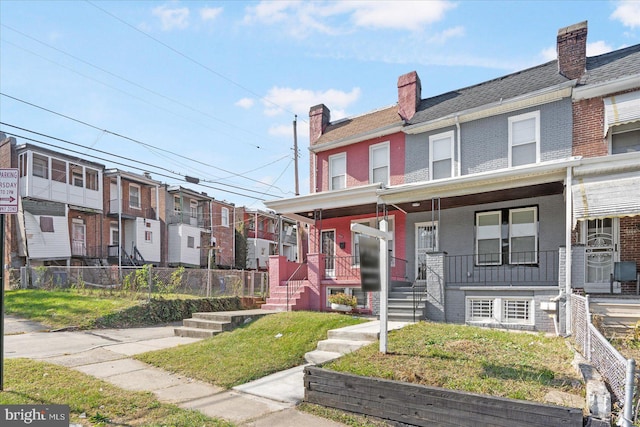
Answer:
[{"xmin": 3, "ymin": 314, "xmax": 400, "ymax": 426}]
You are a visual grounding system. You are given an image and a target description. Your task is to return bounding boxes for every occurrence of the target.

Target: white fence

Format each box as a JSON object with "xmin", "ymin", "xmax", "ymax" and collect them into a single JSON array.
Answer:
[{"xmin": 571, "ymin": 293, "xmax": 637, "ymax": 425}]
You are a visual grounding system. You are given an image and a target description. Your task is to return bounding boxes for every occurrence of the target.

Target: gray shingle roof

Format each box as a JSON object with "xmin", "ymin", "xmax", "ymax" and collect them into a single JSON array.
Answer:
[
  {"xmin": 408, "ymin": 61, "xmax": 570, "ymax": 125},
  {"xmin": 580, "ymin": 43, "xmax": 640, "ymax": 86}
]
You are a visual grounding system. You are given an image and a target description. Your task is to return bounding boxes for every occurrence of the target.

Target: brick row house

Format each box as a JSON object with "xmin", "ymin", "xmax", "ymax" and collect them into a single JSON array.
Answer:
[
  {"xmin": 264, "ymin": 21, "xmax": 640, "ymax": 334},
  {"xmin": 0, "ymin": 137, "xmax": 245, "ymax": 279}
]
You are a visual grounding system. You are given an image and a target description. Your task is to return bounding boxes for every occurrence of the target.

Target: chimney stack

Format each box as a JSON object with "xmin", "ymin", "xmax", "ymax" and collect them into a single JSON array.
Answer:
[
  {"xmin": 309, "ymin": 104, "xmax": 330, "ymax": 145},
  {"xmin": 557, "ymin": 21, "xmax": 587, "ymax": 80},
  {"xmin": 397, "ymin": 71, "xmax": 422, "ymax": 121}
]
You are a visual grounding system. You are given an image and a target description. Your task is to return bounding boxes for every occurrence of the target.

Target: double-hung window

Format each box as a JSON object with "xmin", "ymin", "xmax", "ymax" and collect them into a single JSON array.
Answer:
[
  {"xmin": 429, "ymin": 131, "xmax": 454, "ymax": 180},
  {"xmin": 329, "ymin": 153, "xmax": 346, "ymax": 190},
  {"xmin": 33, "ymin": 154, "xmax": 49, "ymax": 178},
  {"xmin": 509, "ymin": 111, "xmax": 540, "ymax": 167},
  {"xmin": 369, "ymin": 142, "xmax": 389, "ymax": 186},
  {"xmin": 129, "ymin": 184, "xmax": 141, "ymax": 209},
  {"xmin": 221, "ymin": 207, "xmax": 229, "ymax": 227},
  {"xmin": 475, "ymin": 206, "xmax": 538, "ymax": 266},
  {"xmin": 611, "ymin": 122, "xmax": 640, "ymax": 154}
]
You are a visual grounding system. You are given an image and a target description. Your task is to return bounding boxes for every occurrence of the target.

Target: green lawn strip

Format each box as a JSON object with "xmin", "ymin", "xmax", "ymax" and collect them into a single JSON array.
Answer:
[
  {"xmin": 4, "ymin": 289, "xmax": 141, "ymax": 329},
  {"xmin": 137, "ymin": 311, "xmax": 367, "ymax": 388},
  {"xmin": 324, "ymin": 322, "xmax": 585, "ymax": 405},
  {"xmin": 0, "ymin": 358, "xmax": 232, "ymax": 427}
]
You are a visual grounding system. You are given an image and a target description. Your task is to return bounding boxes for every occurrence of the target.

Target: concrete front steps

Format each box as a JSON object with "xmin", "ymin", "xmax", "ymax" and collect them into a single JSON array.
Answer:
[
  {"xmin": 261, "ymin": 280, "xmax": 310, "ymax": 311},
  {"xmin": 589, "ymin": 297, "xmax": 640, "ymax": 337},
  {"xmin": 174, "ymin": 309, "xmax": 276, "ymax": 338},
  {"xmin": 304, "ymin": 320, "xmax": 409, "ymax": 364},
  {"xmin": 388, "ymin": 283, "xmax": 424, "ymax": 322}
]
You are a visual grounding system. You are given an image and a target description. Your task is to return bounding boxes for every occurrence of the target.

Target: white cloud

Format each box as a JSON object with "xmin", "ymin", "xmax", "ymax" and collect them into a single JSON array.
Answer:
[
  {"xmin": 243, "ymin": 0, "xmax": 456, "ymax": 37},
  {"xmin": 268, "ymin": 124, "xmax": 294, "ymax": 137},
  {"xmin": 200, "ymin": 7, "xmax": 223, "ymax": 22},
  {"xmin": 427, "ymin": 26, "xmax": 465, "ymax": 44},
  {"xmin": 611, "ymin": 0, "xmax": 640, "ymax": 28},
  {"xmin": 587, "ymin": 40, "xmax": 614, "ymax": 56},
  {"xmin": 261, "ymin": 87, "xmax": 361, "ymax": 117},
  {"xmin": 235, "ymin": 98, "xmax": 255, "ymax": 109},
  {"xmin": 347, "ymin": 0, "xmax": 456, "ymax": 32},
  {"xmin": 152, "ymin": 5, "xmax": 190, "ymax": 31},
  {"xmin": 540, "ymin": 46, "xmax": 556, "ymax": 62}
]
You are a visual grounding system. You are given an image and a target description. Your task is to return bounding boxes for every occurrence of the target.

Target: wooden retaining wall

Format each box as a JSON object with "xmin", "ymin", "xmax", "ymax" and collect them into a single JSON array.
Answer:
[{"xmin": 304, "ymin": 366, "xmax": 584, "ymax": 427}]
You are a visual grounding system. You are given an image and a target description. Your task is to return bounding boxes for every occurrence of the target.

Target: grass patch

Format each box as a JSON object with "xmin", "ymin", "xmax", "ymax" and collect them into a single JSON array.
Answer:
[
  {"xmin": 323, "ymin": 321, "xmax": 584, "ymax": 404},
  {"xmin": 137, "ymin": 311, "xmax": 367, "ymax": 388},
  {"xmin": 5, "ymin": 289, "xmax": 244, "ymax": 329},
  {"xmin": 0, "ymin": 358, "xmax": 232, "ymax": 426}
]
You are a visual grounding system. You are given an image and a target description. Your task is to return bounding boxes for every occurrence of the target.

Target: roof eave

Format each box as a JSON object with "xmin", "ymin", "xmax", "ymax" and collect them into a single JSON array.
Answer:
[
  {"xmin": 310, "ymin": 122, "xmax": 404, "ymax": 153},
  {"xmin": 573, "ymin": 74, "xmax": 640, "ymax": 100}
]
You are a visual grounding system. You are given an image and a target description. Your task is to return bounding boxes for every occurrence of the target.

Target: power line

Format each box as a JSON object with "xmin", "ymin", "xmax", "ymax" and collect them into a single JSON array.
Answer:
[
  {"xmin": 3, "ymin": 129, "xmax": 267, "ymax": 202},
  {"xmin": 0, "ymin": 23, "xmax": 281, "ymax": 150},
  {"xmin": 85, "ymin": 0, "xmax": 306, "ymax": 122},
  {"xmin": 0, "ymin": 93, "xmax": 293, "ymax": 194},
  {"xmin": 0, "ymin": 121, "xmax": 277, "ymax": 200}
]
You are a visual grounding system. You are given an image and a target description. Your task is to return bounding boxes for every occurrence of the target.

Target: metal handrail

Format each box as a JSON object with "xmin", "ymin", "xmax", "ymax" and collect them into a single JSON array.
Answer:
[{"xmin": 286, "ymin": 262, "xmax": 308, "ymax": 311}]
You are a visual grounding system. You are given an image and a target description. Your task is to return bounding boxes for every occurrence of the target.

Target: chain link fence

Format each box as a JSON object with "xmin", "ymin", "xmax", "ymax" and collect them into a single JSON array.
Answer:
[
  {"xmin": 571, "ymin": 293, "xmax": 637, "ymax": 424},
  {"xmin": 9, "ymin": 265, "xmax": 268, "ymax": 300}
]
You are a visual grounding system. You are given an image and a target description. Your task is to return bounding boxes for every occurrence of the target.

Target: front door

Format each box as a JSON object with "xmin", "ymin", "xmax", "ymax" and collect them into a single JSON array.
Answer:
[
  {"xmin": 415, "ymin": 222, "xmax": 438, "ymax": 283},
  {"xmin": 72, "ymin": 221, "xmax": 86, "ymax": 256},
  {"xmin": 321, "ymin": 230, "xmax": 336, "ymax": 277},
  {"xmin": 584, "ymin": 218, "xmax": 618, "ymax": 288}
]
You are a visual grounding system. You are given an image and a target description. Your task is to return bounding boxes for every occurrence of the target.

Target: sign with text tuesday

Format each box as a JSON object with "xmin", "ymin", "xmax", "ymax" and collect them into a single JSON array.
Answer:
[{"xmin": 0, "ymin": 169, "xmax": 19, "ymax": 214}]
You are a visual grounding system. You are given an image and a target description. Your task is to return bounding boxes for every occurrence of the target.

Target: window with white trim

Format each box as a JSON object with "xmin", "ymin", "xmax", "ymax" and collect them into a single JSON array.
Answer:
[
  {"xmin": 190, "ymin": 200, "xmax": 198, "ymax": 218},
  {"xmin": 508, "ymin": 111, "xmax": 540, "ymax": 167},
  {"xmin": 70, "ymin": 164, "xmax": 83, "ymax": 187},
  {"xmin": 129, "ymin": 184, "xmax": 141, "ymax": 209},
  {"xmin": 429, "ymin": 131, "xmax": 454, "ymax": 180},
  {"xmin": 187, "ymin": 236, "xmax": 195, "ymax": 248},
  {"xmin": 221, "ymin": 207, "xmax": 229, "ymax": 227},
  {"xmin": 33, "ymin": 154, "xmax": 48, "ymax": 179},
  {"xmin": 351, "ymin": 217, "xmax": 394, "ymax": 266},
  {"xmin": 369, "ymin": 142, "xmax": 389, "ymax": 186},
  {"xmin": 329, "ymin": 153, "xmax": 346, "ymax": 190},
  {"xmin": 611, "ymin": 122, "xmax": 640, "ymax": 154},
  {"xmin": 466, "ymin": 297, "xmax": 534, "ymax": 325},
  {"xmin": 475, "ymin": 206, "xmax": 538, "ymax": 266}
]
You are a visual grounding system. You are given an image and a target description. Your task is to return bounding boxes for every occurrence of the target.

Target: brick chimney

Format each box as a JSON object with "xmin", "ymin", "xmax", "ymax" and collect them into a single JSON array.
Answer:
[
  {"xmin": 309, "ymin": 104, "xmax": 330, "ymax": 145},
  {"xmin": 557, "ymin": 21, "xmax": 587, "ymax": 80},
  {"xmin": 397, "ymin": 71, "xmax": 422, "ymax": 121}
]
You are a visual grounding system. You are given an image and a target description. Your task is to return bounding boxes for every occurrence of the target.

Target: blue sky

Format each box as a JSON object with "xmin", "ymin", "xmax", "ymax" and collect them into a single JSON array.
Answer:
[{"xmin": 1, "ymin": 1, "xmax": 639, "ymax": 209}]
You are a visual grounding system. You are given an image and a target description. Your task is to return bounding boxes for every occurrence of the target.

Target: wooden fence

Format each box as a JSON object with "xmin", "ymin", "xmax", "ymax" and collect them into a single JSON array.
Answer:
[{"xmin": 304, "ymin": 366, "xmax": 584, "ymax": 427}]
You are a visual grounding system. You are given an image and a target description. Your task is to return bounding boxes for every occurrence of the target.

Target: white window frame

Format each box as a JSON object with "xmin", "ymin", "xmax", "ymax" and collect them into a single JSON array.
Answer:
[
  {"xmin": 190, "ymin": 200, "xmax": 198, "ymax": 218},
  {"xmin": 466, "ymin": 297, "xmax": 534, "ymax": 325},
  {"xmin": 369, "ymin": 142, "xmax": 390, "ymax": 186},
  {"xmin": 351, "ymin": 216, "xmax": 395, "ymax": 266},
  {"xmin": 429, "ymin": 131, "xmax": 454, "ymax": 180},
  {"xmin": 221, "ymin": 207, "xmax": 229, "ymax": 227},
  {"xmin": 32, "ymin": 154, "xmax": 49, "ymax": 179},
  {"xmin": 610, "ymin": 122, "xmax": 640, "ymax": 155},
  {"xmin": 508, "ymin": 111, "xmax": 540, "ymax": 167},
  {"xmin": 475, "ymin": 211, "xmax": 502, "ymax": 266},
  {"xmin": 328, "ymin": 153, "xmax": 346, "ymax": 191},
  {"xmin": 187, "ymin": 235, "xmax": 195, "ymax": 249},
  {"xmin": 129, "ymin": 184, "xmax": 141, "ymax": 209},
  {"xmin": 508, "ymin": 207, "xmax": 538, "ymax": 265}
]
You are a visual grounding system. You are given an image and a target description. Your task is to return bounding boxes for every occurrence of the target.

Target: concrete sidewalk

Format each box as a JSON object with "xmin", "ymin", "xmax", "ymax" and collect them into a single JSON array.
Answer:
[{"xmin": 3, "ymin": 315, "xmax": 365, "ymax": 426}]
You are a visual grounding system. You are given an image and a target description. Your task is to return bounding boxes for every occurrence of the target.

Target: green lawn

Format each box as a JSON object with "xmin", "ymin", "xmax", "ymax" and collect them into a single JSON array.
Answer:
[
  {"xmin": 4, "ymin": 289, "xmax": 141, "ymax": 329},
  {"xmin": 137, "ymin": 311, "xmax": 367, "ymax": 388},
  {"xmin": 0, "ymin": 358, "xmax": 232, "ymax": 427},
  {"xmin": 324, "ymin": 321, "xmax": 585, "ymax": 404}
]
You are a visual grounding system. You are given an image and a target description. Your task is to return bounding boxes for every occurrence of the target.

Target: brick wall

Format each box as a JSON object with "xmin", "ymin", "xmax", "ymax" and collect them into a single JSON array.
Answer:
[{"xmin": 572, "ymin": 98, "xmax": 607, "ymax": 157}]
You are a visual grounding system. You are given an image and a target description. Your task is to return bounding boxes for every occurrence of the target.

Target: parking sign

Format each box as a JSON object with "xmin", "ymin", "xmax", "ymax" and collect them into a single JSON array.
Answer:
[{"xmin": 0, "ymin": 169, "xmax": 19, "ymax": 214}]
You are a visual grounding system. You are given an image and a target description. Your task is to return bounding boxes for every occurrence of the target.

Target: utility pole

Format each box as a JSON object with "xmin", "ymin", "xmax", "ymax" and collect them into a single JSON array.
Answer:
[{"xmin": 293, "ymin": 115, "xmax": 299, "ymax": 196}]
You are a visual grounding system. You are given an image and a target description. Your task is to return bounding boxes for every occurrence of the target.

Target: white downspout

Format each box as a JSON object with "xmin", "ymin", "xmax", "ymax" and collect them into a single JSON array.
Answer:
[
  {"xmin": 117, "ymin": 174, "xmax": 122, "ymax": 272},
  {"xmin": 455, "ymin": 116, "xmax": 461, "ymax": 177},
  {"xmin": 232, "ymin": 206, "xmax": 236, "ymax": 268},
  {"xmin": 565, "ymin": 166, "xmax": 573, "ymax": 335}
]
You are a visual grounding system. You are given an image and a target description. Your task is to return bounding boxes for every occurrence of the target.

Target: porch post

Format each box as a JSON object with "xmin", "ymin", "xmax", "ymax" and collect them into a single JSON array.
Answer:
[{"xmin": 565, "ymin": 167, "xmax": 573, "ymax": 335}]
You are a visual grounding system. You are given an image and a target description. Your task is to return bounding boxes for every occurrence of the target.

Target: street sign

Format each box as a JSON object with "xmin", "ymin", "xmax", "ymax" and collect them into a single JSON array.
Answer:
[{"xmin": 0, "ymin": 168, "xmax": 19, "ymax": 214}]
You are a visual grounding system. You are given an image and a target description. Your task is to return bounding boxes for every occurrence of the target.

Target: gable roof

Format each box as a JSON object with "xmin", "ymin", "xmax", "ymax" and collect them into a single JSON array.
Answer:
[{"xmin": 313, "ymin": 105, "xmax": 402, "ymax": 147}]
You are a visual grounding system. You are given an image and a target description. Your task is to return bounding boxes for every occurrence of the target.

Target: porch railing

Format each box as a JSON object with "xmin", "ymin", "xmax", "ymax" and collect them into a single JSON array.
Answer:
[
  {"xmin": 323, "ymin": 255, "xmax": 408, "ymax": 282},
  {"xmin": 444, "ymin": 250, "xmax": 559, "ymax": 286}
]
